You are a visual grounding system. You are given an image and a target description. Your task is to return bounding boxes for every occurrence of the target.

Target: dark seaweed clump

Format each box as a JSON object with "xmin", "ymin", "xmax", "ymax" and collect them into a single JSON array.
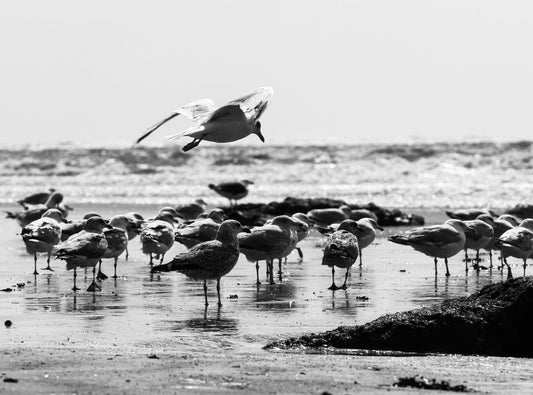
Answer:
[
  {"xmin": 228, "ymin": 197, "xmax": 424, "ymax": 227},
  {"xmin": 266, "ymin": 277, "xmax": 533, "ymax": 358},
  {"xmin": 394, "ymin": 376, "xmax": 472, "ymax": 392}
]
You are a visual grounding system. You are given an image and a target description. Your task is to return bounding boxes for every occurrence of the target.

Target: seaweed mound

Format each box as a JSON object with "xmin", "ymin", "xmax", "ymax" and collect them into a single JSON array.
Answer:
[
  {"xmin": 266, "ymin": 277, "xmax": 533, "ymax": 357},
  {"xmin": 226, "ymin": 197, "xmax": 424, "ymax": 227},
  {"xmin": 506, "ymin": 204, "xmax": 533, "ymax": 220}
]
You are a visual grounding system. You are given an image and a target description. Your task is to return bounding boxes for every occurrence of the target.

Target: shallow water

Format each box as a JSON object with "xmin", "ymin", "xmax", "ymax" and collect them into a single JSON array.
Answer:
[{"xmin": 0, "ymin": 204, "xmax": 521, "ymax": 355}]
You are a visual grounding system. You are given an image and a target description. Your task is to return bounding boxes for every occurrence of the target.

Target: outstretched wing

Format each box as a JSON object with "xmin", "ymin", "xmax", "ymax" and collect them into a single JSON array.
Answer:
[
  {"xmin": 135, "ymin": 99, "xmax": 216, "ymax": 145},
  {"xmin": 228, "ymin": 86, "xmax": 273, "ymax": 122}
]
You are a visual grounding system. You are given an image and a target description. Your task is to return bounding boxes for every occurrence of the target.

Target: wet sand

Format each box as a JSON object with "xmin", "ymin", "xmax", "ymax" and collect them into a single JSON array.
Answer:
[{"xmin": 1, "ymin": 205, "xmax": 533, "ymax": 393}]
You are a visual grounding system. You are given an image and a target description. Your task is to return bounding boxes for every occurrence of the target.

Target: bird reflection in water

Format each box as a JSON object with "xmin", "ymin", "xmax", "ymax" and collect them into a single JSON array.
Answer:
[
  {"xmin": 166, "ymin": 309, "xmax": 239, "ymax": 334},
  {"xmin": 330, "ymin": 288, "xmax": 351, "ymax": 311},
  {"xmin": 254, "ymin": 281, "xmax": 298, "ymax": 310}
]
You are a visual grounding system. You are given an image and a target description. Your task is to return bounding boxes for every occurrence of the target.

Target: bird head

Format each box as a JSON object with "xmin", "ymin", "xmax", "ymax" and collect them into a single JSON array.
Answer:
[
  {"xmin": 83, "ymin": 212, "xmax": 101, "ymax": 220},
  {"xmin": 252, "ymin": 120, "xmax": 265, "ymax": 142},
  {"xmin": 338, "ymin": 219, "xmax": 363, "ymax": 235},
  {"xmin": 216, "ymin": 220, "xmax": 248, "ymax": 242},
  {"xmin": 84, "ymin": 216, "xmax": 113, "ymax": 233},
  {"xmin": 207, "ymin": 208, "xmax": 226, "ymax": 223},
  {"xmin": 445, "ymin": 219, "xmax": 470, "ymax": 233}
]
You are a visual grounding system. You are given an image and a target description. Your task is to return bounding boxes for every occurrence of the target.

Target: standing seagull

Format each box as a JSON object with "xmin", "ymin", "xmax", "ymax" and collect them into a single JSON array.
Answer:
[
  {"xmin": 322, "ymin": 223, "xmax": 360, "ymax": 290},
  {"xmin": 352, "ymin": 218, "xmax": 384, "ymax": 266},
  {"xmin": 388, "ymin": 219, "xmax": 471, "ymax": 276},
  {"xmin": 6, "ymin": 192, "xmax": 65, "ymax": 228},
  {"xmin": 175, "ymin": 199, "xmax": 208, "ymax": 220},
  {"xmin": 17, "ymin": 188, "xmax": 56, "ymax": 210},
  {"xmin": 140, "ymin": 212, "xmax": 176, "ymax": 265},
  {"xmin": 135, "ymin": 87, "xmax": 273, "ymax": 152},
  {"xmin": 462, "ymin": 216, "xmax": 494, "ymax": 271},
  {"xmin": 208, "ymin": 180, "xmax": 254, "ymax": 208},
  {"xmin": 53, "ymin": 217, "xmax": 112, "ymax": 292},
  {"xmin": 151, "ymin": 220, "xmax": 247, "ymax": 307},
  {"xmin": 308, "ymin": 205, "xmax": 352, "ymax": 227},
  {"xmin": 21, "ymin": 209, "xmax": 65, "ymax": 274},
  {"xmin": 97, "ymin": 215, "xmax": 136, "ymax": 280},
  {"xmin": 496, "ymin": 219, "xmax": 533, "ymax": 279},
  {"xmin": 174, "ymin": 209, "xmax": 226, "ymax": 249}
]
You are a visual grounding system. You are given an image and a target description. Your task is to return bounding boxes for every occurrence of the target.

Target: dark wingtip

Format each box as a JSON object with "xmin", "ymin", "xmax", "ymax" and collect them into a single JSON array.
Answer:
[{"xmin": 151, "ymin": 263, "xmax": 173, "ymax": 273}]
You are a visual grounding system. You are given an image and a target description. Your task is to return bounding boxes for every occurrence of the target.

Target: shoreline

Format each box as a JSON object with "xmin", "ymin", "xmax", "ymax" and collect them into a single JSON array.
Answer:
[{"xmin": 2, "ymin": 342, "xmax": 533, "ymax": 394}]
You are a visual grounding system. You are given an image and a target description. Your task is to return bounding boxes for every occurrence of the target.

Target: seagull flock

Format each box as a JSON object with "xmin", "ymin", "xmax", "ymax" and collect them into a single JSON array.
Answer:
[
  {"xmin": 5, "ymin": 87, "xmax": 533, "ymax": 307},
  {"xmin": 7, "ymin": 180, "xmax": 388, "ymax": 306}
]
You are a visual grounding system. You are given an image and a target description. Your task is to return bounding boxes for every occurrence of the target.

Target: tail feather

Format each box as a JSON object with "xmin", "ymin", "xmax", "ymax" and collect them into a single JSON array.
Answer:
[
  {"xmin": 5, "ymin": 211, "xmax": 17, "ymax": 219},
  {"xmin": 388, "ymin": 235, "xmax": 411, "ymax": 246},
  {"xmin": 445, "ymin": 210, "xmax": 456, "ymax": 219},
  {"xmin": 315, "ymin": 225, "xmax": 333, "ymax": 236},
  {"xmin": 496, "ymin": 238, "xmax": 524, "ymax": 250},
  {"xmin": 151, "ymin": 262, "xmax": 173, "ymax": 273}
]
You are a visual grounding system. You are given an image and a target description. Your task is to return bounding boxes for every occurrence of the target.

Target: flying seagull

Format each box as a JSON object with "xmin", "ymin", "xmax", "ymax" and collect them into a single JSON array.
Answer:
[{"xmin": 135, "ymin": 86, "xmax": 273, "ymax": 152}]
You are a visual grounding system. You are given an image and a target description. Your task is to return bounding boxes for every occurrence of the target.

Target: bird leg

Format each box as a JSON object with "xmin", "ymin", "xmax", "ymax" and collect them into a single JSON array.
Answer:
[
  {"xmin": 217, "ymin": 278, "xmax": 222, "ymax": 307},
  {"xmin": 359, "ymin": 249, "xmax": 363, "ymax": 267},
  {"xmin": 340, "ymin": 268, "xmax": 349, "ymax": 289},
  {"xmin": 503, "ymin": 257, "xmax": 513, "ymax": 279},
  {"xmin": 296, "ymin": 247, "xmax": 303, "ymax": 261},
  {"xmin": 473, "ymin": 250, "xmax": 481, "ymax": 271},
  {"xmin": 149, "ymin": 253, "xmax": 153, "ymax": 266},
  {"xmin": 464, "ymin": 250, "xmax": 469, "ymax": 272},
  {"xmin": 268, "ymin": 260, "xmax": 275, "ymax": 285},
  {"xmin": 523, "ymin": 259, "xmax": 527, "ymax": 277},
  {"xmin": 255, "ymin": 261, "xmax": 261, "ymax": 285},
  {"xmin": 160, "ymin": 253, "xmax": 165, "ymax": 264},
  {"xmin": 434, "ymin": 257, "xmax": 438, "ymax": 276},
  {"xmin": 328, "ymin": 266, "xmax": 339, "ymax": 290},
  {"xmin": 444, "ymin": 258, "xmax": 450, "ymax": 277},
  {"xmin": 72, "ymin": 267, "xmax": 80, "ymax": 291},
  {"xmin": 112, "ymin": 257, "xmax": 118, "ymax": 279},
  {"xmin": 33, "ymin": 252, "xmax": 39, "ymax": 275},
  {"xmin": 182, "ymin": 137, "xmax": 203, "ymax": 152},
  {"xmin": 96, "ymin": 259, "xmax": 108, "ymax": 280},
  {"xmin": 125, "ymin": 247, "xmax": 129, "ymax": 261},
  {"xmin": 203, "ymin": 278, "xmax": 209, "ymax": 307},
  {"xmin": 87, "ymin": 266, "xmax": 101, "ymax": 292},
  {"xmin": 489, "ymin": 250, "xmax": 493, "ymax": 269},
  {"xmin": 42, "ymin": 251, "xmax": 54, "ymax": 271}
]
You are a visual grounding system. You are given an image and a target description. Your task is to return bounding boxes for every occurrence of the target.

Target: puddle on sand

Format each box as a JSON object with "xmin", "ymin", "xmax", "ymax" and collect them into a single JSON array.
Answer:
[{"xmin": 0, "ymin": 205, "xmax": 517, "ymax": 354}]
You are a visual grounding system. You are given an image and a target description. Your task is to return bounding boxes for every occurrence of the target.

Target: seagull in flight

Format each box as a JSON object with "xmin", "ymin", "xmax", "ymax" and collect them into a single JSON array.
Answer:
[{"xmin": 135, "ymin": 86, "xmax": 273, "ymax": 152}]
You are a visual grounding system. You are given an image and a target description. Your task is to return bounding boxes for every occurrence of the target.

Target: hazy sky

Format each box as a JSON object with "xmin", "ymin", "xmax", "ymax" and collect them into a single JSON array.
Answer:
[{"xmin": 1, "ymin": 1, "xmax": 532, "ymax": 146}]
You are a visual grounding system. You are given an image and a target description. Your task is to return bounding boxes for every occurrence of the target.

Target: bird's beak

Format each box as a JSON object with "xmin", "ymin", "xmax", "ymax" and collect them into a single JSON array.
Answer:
[{"xmin": 256, "ymin": 131, "xmax": 265, "ymax": 143}]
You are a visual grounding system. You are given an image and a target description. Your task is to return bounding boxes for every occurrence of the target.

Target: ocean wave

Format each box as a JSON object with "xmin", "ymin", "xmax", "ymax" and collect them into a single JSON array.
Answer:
[{"xmin": 0, "ymin": 142, "xmax": 531, "ymax": 208}]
